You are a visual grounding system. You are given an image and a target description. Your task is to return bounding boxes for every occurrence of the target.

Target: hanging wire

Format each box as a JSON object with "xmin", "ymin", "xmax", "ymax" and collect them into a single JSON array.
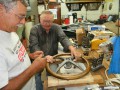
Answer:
[
  {"xmin": 117, "ymin": 0, "xmax": 120, "ymax": 36},
  {"xmin": 85, "ymin": 8, "xmax": 87, "ymax": 21},
  {"xmin": 101, "ymin": 1, "xmax": 105, "ymax": 15}
]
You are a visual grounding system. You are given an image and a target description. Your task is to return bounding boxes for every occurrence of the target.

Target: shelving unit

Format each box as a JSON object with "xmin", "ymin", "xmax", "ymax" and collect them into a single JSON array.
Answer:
[{"xmin": 65, "ymin": 0, "xmax": 104, "ymax": 11}]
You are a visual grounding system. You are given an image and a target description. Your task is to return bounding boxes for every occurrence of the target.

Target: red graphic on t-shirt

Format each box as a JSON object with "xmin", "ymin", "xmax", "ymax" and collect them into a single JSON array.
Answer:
[{"xmin": 18, "ymin": 45, "xmax": 26, "ymax": 62}]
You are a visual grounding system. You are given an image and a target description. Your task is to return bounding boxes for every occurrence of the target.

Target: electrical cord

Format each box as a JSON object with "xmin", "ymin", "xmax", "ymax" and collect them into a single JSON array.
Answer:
[{"xmin": 105, "ymin": 68, "xmax": 120, "ymax": 86}]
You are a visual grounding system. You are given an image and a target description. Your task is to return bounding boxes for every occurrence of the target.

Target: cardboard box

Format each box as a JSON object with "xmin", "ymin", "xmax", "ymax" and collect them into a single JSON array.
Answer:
[{"xmin": 76, "ymin": 28, "xmax": 86, "ymax": 45}]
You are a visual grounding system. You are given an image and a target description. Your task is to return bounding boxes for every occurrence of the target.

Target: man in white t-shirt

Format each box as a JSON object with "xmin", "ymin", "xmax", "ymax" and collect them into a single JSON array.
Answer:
[{"xmin": 0, "ymin": 0, "xmax": 48, "ymax": 90}]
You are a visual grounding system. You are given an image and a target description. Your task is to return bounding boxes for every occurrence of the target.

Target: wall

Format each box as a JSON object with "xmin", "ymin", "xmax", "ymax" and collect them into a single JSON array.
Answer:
[
  {"xmin": 61, "ymin": 0, "xmax": 119, "ymax": 21},
  {"xmin": 28, "ymin": 0, "xmax": 119, "ymax": 22}
]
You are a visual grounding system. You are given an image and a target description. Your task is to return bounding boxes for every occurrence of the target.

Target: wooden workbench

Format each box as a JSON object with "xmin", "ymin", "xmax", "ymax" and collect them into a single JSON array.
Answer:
[{"xmin": 43, "ymin": 48, "xmax": 116, "ymax": 90}]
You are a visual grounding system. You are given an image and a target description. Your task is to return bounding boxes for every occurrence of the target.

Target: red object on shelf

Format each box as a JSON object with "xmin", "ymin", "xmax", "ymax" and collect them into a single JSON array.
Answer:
[
  {"xmin": 100, "ymin": 15, "xmax": 108, "ymax": 20},
  {"xmin": 78, "ymin": 18, "xmax": 82, "ymax": 22},
  {"xmin": 64, "ymin": 18, "xmax": 69, "ymax": 24}
]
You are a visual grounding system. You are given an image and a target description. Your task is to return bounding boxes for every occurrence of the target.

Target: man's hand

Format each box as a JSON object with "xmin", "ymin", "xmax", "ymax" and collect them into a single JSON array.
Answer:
[
  {"xmin": 45, "ymin": 55, "xmax": 54, "ymax": 63},
  {"xmin": 69, "ymin": 46, "xmax": 82, "ymax": 61},
  {"xmin": 29, "ymin": 51, "xmax": 44, "ymax": 60},
  {"xmin": 32, "ymin": 56, "xmax": 47, "ymax": 73}
]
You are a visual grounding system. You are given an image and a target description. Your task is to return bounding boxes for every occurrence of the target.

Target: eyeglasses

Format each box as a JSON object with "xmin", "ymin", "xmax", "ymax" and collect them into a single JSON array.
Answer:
[
  {"xmin": 42, "ymin": 20, "xmax": 53, "ymax": 25},
  {"xmin": 11, "ymin": 11, "xmax": 26, "ymax": 21},
  {"xmin": 15, "ymin": 14, "xmax": 26, "ymax": 21}
]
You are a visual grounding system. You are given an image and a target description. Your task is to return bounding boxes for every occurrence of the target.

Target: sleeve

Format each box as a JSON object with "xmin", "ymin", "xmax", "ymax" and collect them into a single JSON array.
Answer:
[
  {"xmin": 29, "ymin": 26, "xmax": 41, "ymax": 53},
  {"xmin": 111, "ymin": 36, "xmax": 117, "ymax": 44},
  {"xmin": 57, "ymin": 25, "xmax": 73, "ymax": 51},
  {"xmin": 0, "ymin": 53, "xmax": 8, "ymax": 89}
]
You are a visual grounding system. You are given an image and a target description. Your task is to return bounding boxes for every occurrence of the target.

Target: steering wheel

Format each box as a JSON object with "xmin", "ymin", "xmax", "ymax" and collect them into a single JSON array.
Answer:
[{"xmin": 46, "ymin": 53, "xmax": 91, "ymax": 80}]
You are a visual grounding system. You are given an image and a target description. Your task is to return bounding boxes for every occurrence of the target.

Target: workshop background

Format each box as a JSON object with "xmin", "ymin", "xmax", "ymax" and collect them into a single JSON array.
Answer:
[{"xmin": 16, "ymin": 0, "xmax": 120, "ymax": 89}]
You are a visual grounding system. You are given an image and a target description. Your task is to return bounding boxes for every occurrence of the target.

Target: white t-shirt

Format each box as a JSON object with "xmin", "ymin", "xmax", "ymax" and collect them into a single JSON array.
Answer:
[{"xmin": 0, "ymin": 30, "xmax": 36, "ymax": 90}]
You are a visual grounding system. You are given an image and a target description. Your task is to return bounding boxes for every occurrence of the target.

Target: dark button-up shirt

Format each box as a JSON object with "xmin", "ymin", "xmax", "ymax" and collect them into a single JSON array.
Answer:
[{"xmin": 29, "ymin": 23, "xmax": 72, "ymax": 56}]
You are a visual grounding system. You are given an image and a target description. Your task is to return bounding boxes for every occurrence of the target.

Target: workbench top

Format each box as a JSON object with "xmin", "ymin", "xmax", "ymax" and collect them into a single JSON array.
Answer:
[{"xmin": 43, "ymin": 48, "xmax": 116, "ymax": 90}]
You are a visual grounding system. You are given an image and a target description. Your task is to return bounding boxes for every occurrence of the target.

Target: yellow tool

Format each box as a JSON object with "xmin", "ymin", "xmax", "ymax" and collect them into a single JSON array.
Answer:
[{"xmin": 91, "ymin": 39, "xmax": 107, "ymax": 50}]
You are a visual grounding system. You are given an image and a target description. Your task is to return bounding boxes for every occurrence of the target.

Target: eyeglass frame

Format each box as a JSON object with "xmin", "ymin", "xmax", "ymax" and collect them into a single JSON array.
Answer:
[
  {"xmin": 42, "ymin": 20, "xmax": 54, "ymax": 25},
  {"xmin": 9, "ymin": 9, "xmax": 26, "ymax": 22},
  {"xmin": 13, "ymin": 12, "xmax": 26, "ymax": 21}
]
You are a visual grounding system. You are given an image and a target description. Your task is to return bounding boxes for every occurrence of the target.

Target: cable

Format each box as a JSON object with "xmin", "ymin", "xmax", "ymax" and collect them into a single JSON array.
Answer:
[{"xmin": 105, "ymin": 68, "xmax": 120, "ymax": 86}]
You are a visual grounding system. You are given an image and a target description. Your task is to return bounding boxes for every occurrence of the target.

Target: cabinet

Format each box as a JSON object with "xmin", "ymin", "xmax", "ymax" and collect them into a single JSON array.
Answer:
[
  {"xmin": 48, "ymin": 3, "xmax": 61, "ymax": 25},
  {"xmin": 37, "ymin": 0, "xmax": 44, "ymax": 4},
  {"xmin": 37, "ymin": 0, "xmax": 61, "ymax": 25},
  {"xmin": 65, "ymin": 0, "xmax": 104, "ymax": 11}
]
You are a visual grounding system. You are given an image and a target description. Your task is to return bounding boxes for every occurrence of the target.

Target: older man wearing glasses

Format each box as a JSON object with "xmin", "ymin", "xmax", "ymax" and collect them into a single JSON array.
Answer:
[
  {"xmin": 0, "ymin": 0, "xmax": 48, "ymax": 90},
  {"xmin": 29, "ymin": 10, "xmax": 80, "ymax": 90}
]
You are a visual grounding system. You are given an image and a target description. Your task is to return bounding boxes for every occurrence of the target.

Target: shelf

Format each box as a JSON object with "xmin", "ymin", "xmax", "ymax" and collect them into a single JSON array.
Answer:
[
  {"xmin": 37, "ymin": 0, "xmax": 44, "ymax": 4},
  {"xmin": 65, "ymin": 0, "xmax": 104, "ymax": 3}
]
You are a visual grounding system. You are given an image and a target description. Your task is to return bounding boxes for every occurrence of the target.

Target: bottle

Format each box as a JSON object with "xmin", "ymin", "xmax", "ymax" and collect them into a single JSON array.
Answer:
[{"xmin": 81, "ymin": 15, "xmax": 84, "ymax": 20}]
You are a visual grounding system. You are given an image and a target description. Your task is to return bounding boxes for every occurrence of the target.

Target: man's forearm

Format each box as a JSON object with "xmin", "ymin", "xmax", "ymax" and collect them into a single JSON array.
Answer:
[
  {"xmin": 1, "ymin": 60, "xmax": 45, "ymax": 90},
  {"xmin": 1, "ymin": 67, "xmax": 35, "ymax": 90}
]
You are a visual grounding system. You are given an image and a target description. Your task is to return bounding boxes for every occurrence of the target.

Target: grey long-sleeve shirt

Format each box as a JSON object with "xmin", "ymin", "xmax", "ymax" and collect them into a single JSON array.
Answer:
[{"xmin": 29, "ymin": 23, "xmax": 72, "ymax": 56}]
